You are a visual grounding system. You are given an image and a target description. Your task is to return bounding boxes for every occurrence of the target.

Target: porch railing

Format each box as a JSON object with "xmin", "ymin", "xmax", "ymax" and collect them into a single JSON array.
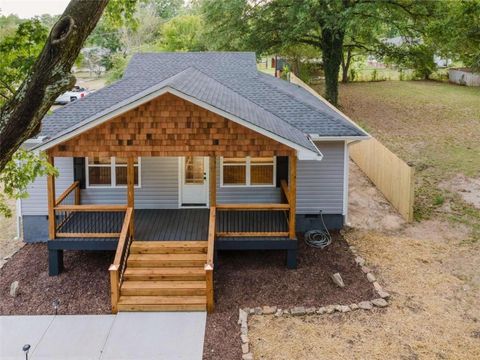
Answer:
[
  {"xmin": 108, "ymin": 207, "xmax": 134, "ymax": 314},
  {"xmin": 205, "ymin": 206, "xmax": 216, "ymax": 313}
]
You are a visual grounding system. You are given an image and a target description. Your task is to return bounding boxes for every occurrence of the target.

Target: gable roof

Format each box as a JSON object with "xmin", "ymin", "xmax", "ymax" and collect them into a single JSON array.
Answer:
[{"xmin": 35, "ymin": 52, "xmax": 368, "ymax": 157}]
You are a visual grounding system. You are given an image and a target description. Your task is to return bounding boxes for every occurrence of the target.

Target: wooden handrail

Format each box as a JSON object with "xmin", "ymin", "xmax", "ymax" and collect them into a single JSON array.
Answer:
[
  {"xmin": 205, "ymin": 206, "xmax": 215, "ymax": 313},
  {"xmin": 109, "ymin": 207, "xmax": 133, "ymax": 314},
  {"xmin": 112, "ymin": 207, "xmax": 134, "ymax": 267},
  {"xmin": 280, "ymin": 180, "xmax": 290, "ymax": 204},
  {"xmin": 54, "ymin": 204, "xmax": 128, "ymax": 212},
  {"xmin": 55, "ymin": 181, "xmax": 80, "ymax": 206},
  {"xmin": 216, "ymin": 203, "xmax": 290, "ymax": 211}
]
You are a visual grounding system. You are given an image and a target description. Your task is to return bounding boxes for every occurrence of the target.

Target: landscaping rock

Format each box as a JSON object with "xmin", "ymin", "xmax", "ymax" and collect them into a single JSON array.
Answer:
[
  {"xmin": 355, "ymin": 256, "xmax": 366, "ymax": 266},
  {"xmin": 372, "ymin": 298, "xmax": 388, "ymax": 308},
  {"xmin": 358, "ymin": 301, "xmax": 373, "ymax": 310},
  {"xmin": 241, "ymin": 326, "xmax": 248, "ymax": 335},
  {"xmin": 339, "ymin": 305, "xmax": 351, "ymax": 313},
  {"xmin": 275, "ymin": 309, "xmax": 283, "ymax": 317},
  {"xmin": 242, "ymin": 343, "xmax": 249, "ymax": 354},
  {"xmin": 290, "ymin": 306, "xmax": 306, "ymax": 316},
  {"xmin": 238, "ymin": 309, "xmax": 248, "ymax": 325},
  {"xmin": 254, "ymin": 307, "xmax": 263, "ymax": 315},
  {"xmin": 367, "ymin": 273, "xmax": 376, "ymax": 282},
  {"xmin": 241, "ymin": 334, "xmax": 249, "ymax": 344},
  {"xmin": 350, "ymin": 303, "xmax": 359, "ymax": 311},
  {"xmin": 373, "ymin": 281, "xmax": 383, "ymax": 292},
  {"xmin": 306, "ymin": 307, "xmax": 316, "ymax": 315},
  {"xmin": 262, "ymin": 306, "xmax": 277, "ymax": 315},
  {"xmin": 242, "ymin": 353, "xmax": 253, "ymax": 360},
  {"xmin": 9, "ymin": 281, "xmax": 19, "ymax": 297},
  {"xmin": 377, "ymin": 289, "xmax": 391, "ymax": 299},
  {"xmin": 331, "ymin": 272, "xmax": 345, "ymax": 288},
  {"xmin": 325, "ymin": 305, "xmax": 336, "ymax": 314},
  {"xmin": 249, "ymin": 308, "xmax": 255, "ymax": 314},
  {"xmin": 316, "ymin": 307, "xmax": 326, "ymax": 315}
]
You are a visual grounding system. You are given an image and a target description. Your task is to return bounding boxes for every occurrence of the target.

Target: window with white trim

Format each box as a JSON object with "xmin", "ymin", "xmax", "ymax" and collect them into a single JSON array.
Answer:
[
  {"xmin": 86, "ymin": 157, "xmax": 141, "ymax": 188},
  {"xmin": 221, "ymin": 157, "xmax": 276, "ymax": 187}
]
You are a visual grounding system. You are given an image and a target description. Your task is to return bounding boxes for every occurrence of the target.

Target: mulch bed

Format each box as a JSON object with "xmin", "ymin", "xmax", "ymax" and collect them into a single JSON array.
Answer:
[
  {"xmin": 0, "ymin": 235, "xmax": 377, "ymax": 359},
  {"xmin": 203, "ymin": 232, "xmax": 377, "ymax": 360},
  {"xmin": 0, "ymin": 243, "xmax": 112, "ymax": 315}
]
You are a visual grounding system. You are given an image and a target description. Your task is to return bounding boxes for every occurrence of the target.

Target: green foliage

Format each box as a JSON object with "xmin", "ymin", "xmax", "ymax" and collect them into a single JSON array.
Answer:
[
  {"xmin": 0, "ymin": 150, "xmax": 58, "ymax": 217},
  {"xmin": 0, "ymin": 19, "xmax": 48, "ymax": 104},
  {"xmin": 159, "ymin": 15, "xmax": 208, "ymax": 51},
  {"xmin": 0, "ymin": 13, "xmax": 23, "ymax": 39},
  {"xmin": 382, "ymin": 43, "xmax": 437, "ymax": 80},
  {"xmin": 428, "ymin": 0, "xmax": 480, "ymax": 71},
  {"xmin": 106, "ymin": 53, "xmax": 131, "ymax": 83}
]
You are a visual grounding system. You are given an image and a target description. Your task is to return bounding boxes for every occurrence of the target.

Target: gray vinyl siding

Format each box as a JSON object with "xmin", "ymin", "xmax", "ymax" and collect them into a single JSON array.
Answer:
[
  {"xmin": 216, "ymin": 162, "xmax": 281, "ymax": 204},
  {"xmin": 82, "ymin": 157, "xmax": 178, "ymax": 208},
  {"xmin": 297, "ymin": 141, "xmax": 345, "ymax": 214},
  {"xmin": 21, "ymin": 157, "xmax": 74, "ymax": 215}
]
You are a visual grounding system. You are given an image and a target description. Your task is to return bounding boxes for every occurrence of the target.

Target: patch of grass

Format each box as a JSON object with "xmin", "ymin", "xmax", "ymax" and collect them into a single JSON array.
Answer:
[{"xmin": 331, "ymin": 80, "xmax": 480, "ymax": 232}]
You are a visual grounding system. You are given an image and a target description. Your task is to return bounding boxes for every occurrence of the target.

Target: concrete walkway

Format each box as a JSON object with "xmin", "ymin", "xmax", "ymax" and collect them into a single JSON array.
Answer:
[{"xmin": 0, "ymin": 312, "xmax": 206, "ymax": 360}]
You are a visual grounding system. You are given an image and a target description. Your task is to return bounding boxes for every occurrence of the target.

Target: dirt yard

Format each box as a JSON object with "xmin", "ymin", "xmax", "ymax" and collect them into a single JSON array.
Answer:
[
  {"xmin": 249, "ymin": 81, "xmax": 480, "ymax": 359},
  {"xmin": 0, "ymin": 196, "xmax": 22, "ymax": 268}
]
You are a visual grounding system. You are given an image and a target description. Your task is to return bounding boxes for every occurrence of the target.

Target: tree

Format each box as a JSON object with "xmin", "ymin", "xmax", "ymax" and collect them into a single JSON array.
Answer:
[
  {"xmin": 428, "ymin": 0, "xmax": 480, "ymax": 71},
  {"xmin": 0, "ymin": 19, "xmax": 48, "ymax": 103},
  {"xmin": 202, "ymin": 0, "xmax": 434, "ymax": 105},
  {"xmin": 0, "ymin": 0, "xmax": 138, "ymax": 216},
  {"xmin": 159, "ymin": 15, "xmax": 207, "ymax": 51}
]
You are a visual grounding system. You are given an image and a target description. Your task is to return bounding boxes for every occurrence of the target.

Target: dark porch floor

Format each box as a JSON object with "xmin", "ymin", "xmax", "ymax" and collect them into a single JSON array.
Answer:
[{"xmin": 50, "ymin": 208, "xmax": 290, "ymax": 244}]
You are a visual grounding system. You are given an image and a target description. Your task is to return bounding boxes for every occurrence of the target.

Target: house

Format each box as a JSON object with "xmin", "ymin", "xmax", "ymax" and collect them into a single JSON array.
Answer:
[{"xmin": 20, "ymin": 52, "xmax": 369, "ymax": 313}]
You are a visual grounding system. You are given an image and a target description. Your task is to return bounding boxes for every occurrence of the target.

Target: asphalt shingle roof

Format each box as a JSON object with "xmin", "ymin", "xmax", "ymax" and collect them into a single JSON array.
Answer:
[{"xmin": 38, "ymin": 52, "xmax": 367, "ymax": 153}]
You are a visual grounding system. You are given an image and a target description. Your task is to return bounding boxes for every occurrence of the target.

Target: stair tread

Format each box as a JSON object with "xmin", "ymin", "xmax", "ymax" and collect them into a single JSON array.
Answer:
[
  {"xmin": 118, "ymin": 295, "xmax": 207, "ymax": 305},
  {"xmin": 124, "ymin": 267, "xmax": 205, "ymax": 274},
  {"xmin": 117, "ymin": 304, "xmax": 206, "ymax": 312},
  {"xmin": 122, "ymin": 281, "xmax": 206, "ymax": 289},
  {"xmin": 128, "ymin": 254, "xmax": 207, "ymax": 260},
  {"xmin": 132, "ymin": 241, "xmax": 207, "ymax": 248}
]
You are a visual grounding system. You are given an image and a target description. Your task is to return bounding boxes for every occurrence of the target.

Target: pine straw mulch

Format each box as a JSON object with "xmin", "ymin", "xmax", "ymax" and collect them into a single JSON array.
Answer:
[
  {"xmin": 0, "ymin": 243, "xmax": 112, "ymax": 315},
  {"xmin": 203, "ymin": 233, "xmax": 377, "ymax": 360}
]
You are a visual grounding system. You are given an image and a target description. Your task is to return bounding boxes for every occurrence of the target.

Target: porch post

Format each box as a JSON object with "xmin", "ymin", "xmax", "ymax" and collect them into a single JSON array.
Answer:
[
  {"xmin": 47, "ymin": 154, "xmax": 56, "ymax": 240},
  {"xmin": 209, "ymin": 156, "xmax": 216, "ymax": 207},
  {"xmin": 289, "ymin": 154, "xmax": 297, "ymax": 239},
  {"xmin": 127, "ymin": 157, "xmax": 135, "ymax": 236}
]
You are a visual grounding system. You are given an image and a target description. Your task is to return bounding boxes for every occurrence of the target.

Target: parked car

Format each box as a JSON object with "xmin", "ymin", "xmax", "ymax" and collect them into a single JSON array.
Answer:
[{"xmin": 55, "ymin": 86, "xmax": 90, "ymax": 105}]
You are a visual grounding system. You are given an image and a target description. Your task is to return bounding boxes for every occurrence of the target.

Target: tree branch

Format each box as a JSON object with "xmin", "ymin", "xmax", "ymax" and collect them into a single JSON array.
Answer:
[{"xmin": 0, "ymin": 0, "xmax": 109, "ymax": 172}]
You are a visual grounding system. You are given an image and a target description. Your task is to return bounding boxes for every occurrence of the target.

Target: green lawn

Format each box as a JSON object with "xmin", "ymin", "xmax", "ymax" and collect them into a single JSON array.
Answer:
[{"xmin": 317, "ymin": 80, "xmax": 480, "ymax": 239}]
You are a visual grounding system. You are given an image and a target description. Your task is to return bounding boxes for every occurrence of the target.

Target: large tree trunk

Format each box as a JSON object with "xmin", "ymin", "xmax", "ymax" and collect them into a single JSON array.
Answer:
[
  {"xmin": 321, "ymin": 28, "xmax": 345, "ymax": 106},
  {"xmin": 0, "ymin": 0, "xmax": 109, "ymax": 172}
]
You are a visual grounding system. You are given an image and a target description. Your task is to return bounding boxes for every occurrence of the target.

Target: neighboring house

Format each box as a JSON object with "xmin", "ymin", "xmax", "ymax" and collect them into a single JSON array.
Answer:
[{"xmin": 21, "ymin": 52, "xmax": 369, "ymax": 313}]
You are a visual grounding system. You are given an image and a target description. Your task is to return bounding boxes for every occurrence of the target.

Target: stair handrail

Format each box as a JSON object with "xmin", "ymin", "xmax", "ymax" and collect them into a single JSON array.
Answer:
[
  {"xmin": 205, "ymin": 206, "xmax": 216, "ymax": 313},
  {"xmin": 108, "ymin": 207, "xmax": 134, "ymax": 314}
]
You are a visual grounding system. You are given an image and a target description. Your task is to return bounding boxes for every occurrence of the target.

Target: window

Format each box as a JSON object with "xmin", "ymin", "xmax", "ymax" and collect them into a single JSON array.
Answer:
[
  {"xmin": 221, "ymin": 157, "xmax": 275, "ymax": 187},
  {"xmin": 86, "ymin": 157, "xmax": 140, "ymax": 188}
]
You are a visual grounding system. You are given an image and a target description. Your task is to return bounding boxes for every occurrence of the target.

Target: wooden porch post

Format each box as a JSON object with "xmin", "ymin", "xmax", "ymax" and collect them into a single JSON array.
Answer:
[
  {"xmin": 289, "ymin": 154, "xmax": 297, "ymax": 239},
  {"xmin": 209, "ymin": 156, "xmax": 216, "ymax": 207},
  {"xmin": 127, "ymin": 157, "xmax": 135, "ymax": 236},
  {"xmin": 47, "ymin": 154, "xmax": 56, "ymax": 239}
]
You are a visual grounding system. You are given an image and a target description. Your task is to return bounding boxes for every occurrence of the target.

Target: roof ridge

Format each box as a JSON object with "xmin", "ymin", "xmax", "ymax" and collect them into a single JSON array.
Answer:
[
  {"xmin": 185, "ymin": 66, "xmax": 309, "ymax": 136},
  {"xmin": 175, "ymin": 66, "xmax": 312, "ymax": 143}
]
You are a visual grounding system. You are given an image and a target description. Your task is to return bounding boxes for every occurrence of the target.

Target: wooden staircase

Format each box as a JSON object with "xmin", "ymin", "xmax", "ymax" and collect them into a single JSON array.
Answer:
[{"xmin": 117, "ymin": 241, "xmax": 208, "ymax": 312}]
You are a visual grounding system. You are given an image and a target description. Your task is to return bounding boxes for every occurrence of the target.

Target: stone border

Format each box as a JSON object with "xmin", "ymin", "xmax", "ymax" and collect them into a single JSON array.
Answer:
[{"xmin": 236, "ymin": 245, "xmax": 390, "ymax": 360}]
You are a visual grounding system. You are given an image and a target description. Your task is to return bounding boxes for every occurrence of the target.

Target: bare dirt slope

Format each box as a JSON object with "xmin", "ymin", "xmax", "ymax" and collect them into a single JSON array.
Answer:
[
  {"xmin": 0, "ymin": 196, "xmax": 22, "ymax": 268},
  {"xmin": 248, "ymin": 163, "xmax": 480, "ymax": 359}
]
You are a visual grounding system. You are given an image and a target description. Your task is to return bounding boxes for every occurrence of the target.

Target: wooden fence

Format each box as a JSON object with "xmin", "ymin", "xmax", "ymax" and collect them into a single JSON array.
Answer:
[
  {"xmin": 349, "ymin": 139, "xmax": 415, "ymax": 221},
  {"xmin": 289, "ymin": 73, "xmax": 415, "ymax": 222}
]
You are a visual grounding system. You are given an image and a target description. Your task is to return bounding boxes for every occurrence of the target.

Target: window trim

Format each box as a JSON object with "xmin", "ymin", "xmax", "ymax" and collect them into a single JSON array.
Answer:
[
  {"xmin": 220, "ymin": 156, "xmax": 276, "ymax": 188},
  {"xmin": 85, "ymin": 157, "xmax": 142, "ymax": 189}
]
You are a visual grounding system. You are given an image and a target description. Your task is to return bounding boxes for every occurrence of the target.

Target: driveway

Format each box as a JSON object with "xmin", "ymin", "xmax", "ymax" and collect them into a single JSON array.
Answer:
[{"xmin": 0, "ymin": 312, "xmax": 206, "ymax": 360}]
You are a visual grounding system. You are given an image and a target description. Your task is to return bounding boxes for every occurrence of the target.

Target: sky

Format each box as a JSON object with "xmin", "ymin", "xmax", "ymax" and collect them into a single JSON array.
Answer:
[{"xmin": 0, "ymin": 0, "xmax": 70, "ymax": 18}]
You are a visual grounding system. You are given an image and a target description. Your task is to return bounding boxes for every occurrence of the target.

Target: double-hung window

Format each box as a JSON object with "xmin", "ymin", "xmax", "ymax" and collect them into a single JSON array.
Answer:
[
  {"xmin": 86, "ymin": 157, "xmax": 141, "ymax": 188},
  {"xmin": 221, "ymin": 156, "xmax": 276, "ymax": 187}
]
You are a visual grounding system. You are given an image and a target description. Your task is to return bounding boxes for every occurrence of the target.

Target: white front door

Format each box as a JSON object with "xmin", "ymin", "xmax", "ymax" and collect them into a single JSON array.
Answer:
[{"xmin": 180, "ymin": 156, "xmax": 209, "ymax": 206}]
